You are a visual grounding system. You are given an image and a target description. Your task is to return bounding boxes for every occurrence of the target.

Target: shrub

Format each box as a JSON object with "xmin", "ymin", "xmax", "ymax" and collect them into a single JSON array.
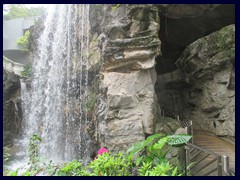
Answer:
[
  {"xmin": 4, "ymin": 132, "xmax": 191, "ymax": 176},
  {"xmin": 126, "ymin": 133, "xmax": 192, "ymax": 175},
  {"xmin": 88, "ymin": 152, "xmax": 134, "ymax": 176},
  {"xmin": 17, "ymin": 30, "xmax": 30, "ymax": 52}
]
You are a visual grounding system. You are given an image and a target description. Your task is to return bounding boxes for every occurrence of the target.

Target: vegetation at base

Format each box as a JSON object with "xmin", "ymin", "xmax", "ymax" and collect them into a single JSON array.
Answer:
[
  {"xmin": 3, "ymin": 147, "xmax": 11, "ymax": 175},
  {"xmin": 28, "ymin": 134, "xmax": 42, "ymax": 164},
  {"xmin": 3, "ymin": 133, "xmax": 192, "ymax": 176},
  {"xmin": 17, "ymin": 30, "xmax": 30, "ymax": 52},
  {"xmin": 3, "ymin": 4, "xmax": 46, "ymax": 20}
]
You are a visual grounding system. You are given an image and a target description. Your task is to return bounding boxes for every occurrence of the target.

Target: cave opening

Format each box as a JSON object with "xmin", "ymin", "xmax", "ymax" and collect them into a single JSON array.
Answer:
[{"xmin": 154, "ymin": 4, "xmax": 235, "ymax": 122}]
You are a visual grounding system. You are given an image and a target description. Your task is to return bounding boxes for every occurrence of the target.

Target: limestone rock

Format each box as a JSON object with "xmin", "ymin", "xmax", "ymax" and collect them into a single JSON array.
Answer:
[
  {"xmin": 96, "ymin": 4, "xmax": 161, "ymax": 152},
  {"xmin": 176, "ymin": 24, "xmax": 235, "ymax": 82},
  {"xmin": 176, "ymin": 25, "xmax": 235, "ymax": 137},
  {"xmin": 97, "ymin": 69, "xmax": 159, "ymax": 152},
  {"xmin": 155, "ymin": 117, "xmax": 182, "ymax": 134},
  {"xmin": 98, "ymin": 4, "xmax": 161, "ymax": 72}
]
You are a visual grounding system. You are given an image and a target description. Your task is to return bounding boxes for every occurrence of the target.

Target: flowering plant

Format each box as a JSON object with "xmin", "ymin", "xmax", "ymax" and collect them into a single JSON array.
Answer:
[{"xmin": 98, "ymin": 147, "xmax": 108, "ymax": 155}]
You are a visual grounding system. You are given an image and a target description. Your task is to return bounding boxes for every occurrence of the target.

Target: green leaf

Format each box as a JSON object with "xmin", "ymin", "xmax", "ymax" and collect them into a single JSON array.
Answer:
[
  {"xmin": 135, "ymin": 156, "xmax": 143, "ymax": 166},
  {"xmin": 126, "ymin": 134, "xmax": 162, "ymax": 155},
  {"xmin": 166, "ymin": 134, "xmax": 192, "ymax": 146},
  {"xmin": 111, "ymin": 4, "xmax": 120, "ymax": 11},
  {"xmin": 171, "ymin": 167, "xmax": 178, "ymax": 176},
  {"xmin": 16, "ymin": 30, "xmax": 30, "ymax": 52},
  {"xmin": 126, "ymin": 141, "xmax": 145, "ymax": 155},
  {"xmin": 153, "ymin": 137, "xmax": 167, "ymax": 150}
]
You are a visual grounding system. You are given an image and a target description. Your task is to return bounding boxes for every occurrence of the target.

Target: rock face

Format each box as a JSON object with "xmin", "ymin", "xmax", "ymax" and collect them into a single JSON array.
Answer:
[
  {"xmin": 155, "ymin": 4, "xmax": 235, "ymax": 77},
  {"xmin": 176, "ymin": 25, "xmax": 235, "ymax": 137},
  {"xmin": 3, "ymin": 69, "xmax": 22, "ymax": 147},
  {"xmin": 96, "ymin": 4, "xmax": 162, "ymax": 152},
  {"xmin": 3, "ymin": 4, "xmax": 235, "ymax": 160},
  {"xmin": 93, "ymin": 4, "xmax": 235, "ymax": 151}
]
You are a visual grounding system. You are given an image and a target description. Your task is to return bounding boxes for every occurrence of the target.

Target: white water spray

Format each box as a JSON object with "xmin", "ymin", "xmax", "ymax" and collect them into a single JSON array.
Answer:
[{"xmin": 21, "ymin": 4, "xmax": 91, "ymax": 162}]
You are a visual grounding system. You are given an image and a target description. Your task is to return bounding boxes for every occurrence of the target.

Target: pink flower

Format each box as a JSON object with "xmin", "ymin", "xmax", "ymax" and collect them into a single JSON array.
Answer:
[{"xmin": 97, "ymin": 147, "xmax": 108, "ymax": 155}]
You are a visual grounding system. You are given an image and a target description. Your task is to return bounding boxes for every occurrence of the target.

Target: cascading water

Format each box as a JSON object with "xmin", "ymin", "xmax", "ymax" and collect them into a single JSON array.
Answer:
[{"xmin": 21, "ymin": 4, "xmax": 91, "ymax": 163}]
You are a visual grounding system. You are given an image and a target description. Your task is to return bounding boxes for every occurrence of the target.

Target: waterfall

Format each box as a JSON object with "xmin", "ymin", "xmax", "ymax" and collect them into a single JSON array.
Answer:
[{"xmin": 21, "ymin": 4, "xmax": 91, "ymax": 162}]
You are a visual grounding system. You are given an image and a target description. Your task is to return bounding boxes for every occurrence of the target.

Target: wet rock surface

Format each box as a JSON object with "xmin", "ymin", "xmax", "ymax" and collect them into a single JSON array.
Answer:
[{"xmin": 3, "ymin": 69, "xmax": 22, "ymax": 147}]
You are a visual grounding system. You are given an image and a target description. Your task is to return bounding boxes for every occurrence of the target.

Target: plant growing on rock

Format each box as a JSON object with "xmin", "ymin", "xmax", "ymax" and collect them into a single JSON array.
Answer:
[
  {"xmin": 17, "ymin": 30, "xmax": 30, "ymax": 52},
  {"xmin": 28, "ymin": 134, "xmax": 42, "ymax": 165},
  {"xmin": 21, "ymin": 64, "xmax": 32, "ymax": 78}
]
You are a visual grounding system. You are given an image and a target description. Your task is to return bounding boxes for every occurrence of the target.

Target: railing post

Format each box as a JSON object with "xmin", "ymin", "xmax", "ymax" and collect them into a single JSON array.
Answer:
[
  {"xmin": 177, "ymin": 115, "xmax": 180, "ymax": 121},
  {"xmin": 188, "ymin": 121, "xmax": 193, "ymax": 143},
  {"xmin": 217, "ymin": 155, "xmax": 223, "ymax": 176},
  {"xmin": 222, "ymin": 155, "xmax": 230, "ymax": 176},
  {"xmin": 185, "ymin": 144, "xmax": 190, "ymax": 176}
]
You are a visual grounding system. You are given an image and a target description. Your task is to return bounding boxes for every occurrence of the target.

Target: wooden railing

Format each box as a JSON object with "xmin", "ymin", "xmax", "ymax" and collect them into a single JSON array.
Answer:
[
  {"xmin": 182, "ymin": 119, "xmax": 233, "ymax": 176},
  {"xmin": 185, "ymin": 143, "xmax": 223, "ymax": 176},
  {"xmin": 159, "ymin": 110, "xmax": 234, "ymax": 176}
]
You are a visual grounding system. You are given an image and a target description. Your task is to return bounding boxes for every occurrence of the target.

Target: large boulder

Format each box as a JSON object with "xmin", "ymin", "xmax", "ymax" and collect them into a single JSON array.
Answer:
[{"xmin": 176, "ymin": 24, "xmax": 235, "ymax": 137}]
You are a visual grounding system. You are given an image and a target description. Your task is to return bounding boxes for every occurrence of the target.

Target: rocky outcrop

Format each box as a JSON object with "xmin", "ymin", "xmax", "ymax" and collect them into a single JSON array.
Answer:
[
  {"xmin": 96, "ymin": 4, "xmax": 162, "ymax": 152},
  {"xmin": 155, "ymin": 4, "xmax": 235, "ymax": 77},
  {"xmin": 3, "ymin": 68, "xmax": 22, "ymax": 147},
  {"xmin": 176, "ymin": 24, "xmax": 235, "ymax": 137}
]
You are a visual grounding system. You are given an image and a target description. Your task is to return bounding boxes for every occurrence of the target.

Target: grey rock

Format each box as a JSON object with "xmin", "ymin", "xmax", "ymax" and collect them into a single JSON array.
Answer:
[{"xmin": 176, "ymin": 25, "xmax": 235, "ymax": 137}]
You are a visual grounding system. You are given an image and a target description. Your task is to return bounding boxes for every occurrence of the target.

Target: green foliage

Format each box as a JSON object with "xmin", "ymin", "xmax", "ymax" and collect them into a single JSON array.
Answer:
[
  {"xmin": 127, "ymin": 133, "xmax": 192, "ymax": 175},
  {"xmin": 4, "ymin": 4, "xmax": 46, "ymax": 20},
  {"xmin": 112, "ymin": 4, "xmax": 120, "ymax": 11},
  {"xmin": 56, "ymin": 160, "xmax": 84, "ymax": 176},
  {"xmin": 126, "ymin": 133, "xmax": 163, "ymax": 156},
  {"xmin": 3, "ymin": 147, "xmax": 12, "ymax": 175},
  {"xmin": 166, "ymin": 134, "xmax": 192, "ymax": 146},
  {"xmin": 127, "ymin": 134, "xmax": 192, "ymax": 157},
  {"xmin": 3, "ymin": 147, "xmax": 11, "ymax": 166},
  {"xmin": 17, "ymin": 30, "xmax": 30, "ymax": 52},
  {"xmin": 22, "ymin": 170, "xmax": 36, "ymax": 176},
  {"xmin": 88, "ymin": 152, "xmax": 134, "ymax": 176},
  {"xmin": 21, "ymin": 64, "xmax": 32, "ymax": 78},
  {"xmin": 44, "ymin": 160, "xmax": 59, "ymax": 176},
  {"xmin": 4, "ymin": 132, "xmax": 190, "ymax": 176},
  {"xmin": 138, "ymin": 161, "xmax": 181, "ymax": 176},
  {"xmin": 215, "ymin": 26, "xmax": 235, "ymax": 50},
  {"xmin": 7, "ymin": 169, "xmax": 19, "ymax": 176},
  {"xmin": 28, "ymin": 134, "xmax": 42, "ymax": 164}
]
